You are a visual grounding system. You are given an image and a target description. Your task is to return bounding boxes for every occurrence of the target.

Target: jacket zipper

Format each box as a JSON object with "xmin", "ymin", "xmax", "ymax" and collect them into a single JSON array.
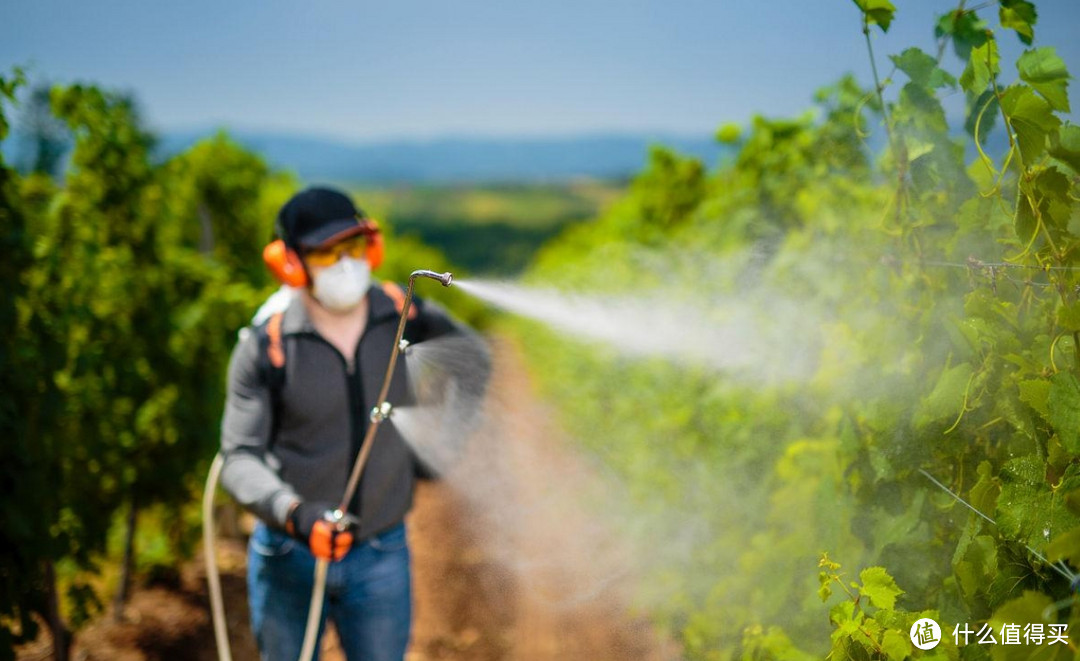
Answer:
[
  {"xmin": 347, "ymin": 343, "xmax": 365, "ymax": 519},
  {"xmin": 298, "ymin": 332, "xmax": 365, "ymax": 519}
]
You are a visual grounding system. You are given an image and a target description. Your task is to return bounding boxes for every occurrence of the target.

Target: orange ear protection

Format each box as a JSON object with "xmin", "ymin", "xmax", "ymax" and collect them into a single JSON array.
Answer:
[
  {"xmin": 263, "ymin": 218, "xmax": 384, "ymax": 287},
  {"xmin": 262, "ymin": 239, "xmax": 309, "ymax": 287},
  {"xmin": 365, "ymin": 222, "xmax": 385, "ymax": 270}
]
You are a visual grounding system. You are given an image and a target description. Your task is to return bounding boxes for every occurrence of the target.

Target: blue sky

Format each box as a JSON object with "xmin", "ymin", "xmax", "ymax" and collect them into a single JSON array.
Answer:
[{"xmin": 3, "ymin": 0, "xmax": 1078, "ymax": 142}]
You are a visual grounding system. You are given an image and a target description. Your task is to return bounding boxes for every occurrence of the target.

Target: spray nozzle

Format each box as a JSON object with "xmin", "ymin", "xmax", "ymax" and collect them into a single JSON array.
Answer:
[
  {"xmin": 410, "ymin": 269, "xmax": 453, "ymax": 287},
  {"xmin": 323, "ymin": 508, "xmax": 360, "ymax": 532},
  {"xmin": 369, "ymin": 401, "xmax": 393, "ymax": 423}
]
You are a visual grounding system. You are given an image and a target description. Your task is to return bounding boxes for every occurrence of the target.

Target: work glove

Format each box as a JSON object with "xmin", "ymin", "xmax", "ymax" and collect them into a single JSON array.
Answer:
[{"xmin": 287, "ymin": 501, "xmax": 356, "ymax": 562}]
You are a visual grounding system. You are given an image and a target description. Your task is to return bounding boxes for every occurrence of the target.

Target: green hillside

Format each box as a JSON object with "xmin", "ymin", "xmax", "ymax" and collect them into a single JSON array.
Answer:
[{"xmin": 350, "ymin": 181, "xmax": 624, "ymax": 275}]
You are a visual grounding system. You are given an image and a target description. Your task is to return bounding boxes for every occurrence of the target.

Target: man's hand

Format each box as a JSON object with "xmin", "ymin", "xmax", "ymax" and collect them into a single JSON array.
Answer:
[{"xmin": 287, "ymin": 501, "xmax": 356, "ymax": 562}]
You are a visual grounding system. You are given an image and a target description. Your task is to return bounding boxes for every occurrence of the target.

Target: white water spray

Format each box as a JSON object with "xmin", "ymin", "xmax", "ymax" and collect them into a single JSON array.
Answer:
[
  {"xmin": 392, "ymin": 334, "xmax": 490, "ymax": 475},
  {"xmin": 453, "ymin": 277, "xmax": 822, "ymax": 384},
  {"xmin": 382, "ymin": 266, "xmax": 877, "ymax": 625}
]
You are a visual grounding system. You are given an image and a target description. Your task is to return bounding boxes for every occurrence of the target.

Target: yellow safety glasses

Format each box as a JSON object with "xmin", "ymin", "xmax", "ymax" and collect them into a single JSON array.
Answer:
[{"xmin": 303, "ymin": 235, "xmax": 368, "ymax": 268}]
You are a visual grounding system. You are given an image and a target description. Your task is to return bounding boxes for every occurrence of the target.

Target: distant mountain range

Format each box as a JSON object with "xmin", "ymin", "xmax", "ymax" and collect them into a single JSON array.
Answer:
[
  {"xmin": 155, "ymin": 131, "xmax": 733, "ymax": 184},
  {"xmin": 7, "ymin": 124, "xmax": 1011, "ymax": 184}
]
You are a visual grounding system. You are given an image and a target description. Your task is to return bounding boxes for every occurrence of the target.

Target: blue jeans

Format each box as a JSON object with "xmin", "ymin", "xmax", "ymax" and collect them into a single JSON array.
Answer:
[{"xmin": 247, "ymin": 521, "xmax": 412, "ymax": 661}]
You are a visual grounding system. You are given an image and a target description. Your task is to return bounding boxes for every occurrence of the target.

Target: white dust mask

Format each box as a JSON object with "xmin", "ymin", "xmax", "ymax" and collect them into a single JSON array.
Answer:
[{"xmin": 311, "ymin": 256, "xmax": 370, "ymax": 312}]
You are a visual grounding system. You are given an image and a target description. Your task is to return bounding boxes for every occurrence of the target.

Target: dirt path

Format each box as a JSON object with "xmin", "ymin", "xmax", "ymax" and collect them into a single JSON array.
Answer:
[{"xmin": 18, "ymin": 337, "xmax": 677, "ymax": 661}]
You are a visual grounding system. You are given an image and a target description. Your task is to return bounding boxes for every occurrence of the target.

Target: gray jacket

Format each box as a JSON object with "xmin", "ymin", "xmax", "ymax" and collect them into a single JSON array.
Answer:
[{"xmin": 219, "ymin": 284, "xmax": 481, "ymax": 539}]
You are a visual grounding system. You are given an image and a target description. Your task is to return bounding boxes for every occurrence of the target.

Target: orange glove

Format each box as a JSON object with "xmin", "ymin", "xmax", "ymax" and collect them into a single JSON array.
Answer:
[
  {"xmin": 310, "ymin": 518, "xmax": 354, "ymax": 561},
  {"xmin": 288, "ymin": 502, "xmax": 357, "ymax": 562}
]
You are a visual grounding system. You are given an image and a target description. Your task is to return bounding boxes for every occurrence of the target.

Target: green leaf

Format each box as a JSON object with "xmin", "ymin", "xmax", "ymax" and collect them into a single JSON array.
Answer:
[
  {"xmin": 1014, "ymin": 165, "xmax": 1071, "ymax": 243},
  {"xmin": 960, "ymin": 40, "xmax": 1000, "ymax": 94},
  {"xmin": 914, "ymin": 363, "xmax": 974, "ymax": 429},
  {"xmin": 859, "ymin": 566, "xmax": 903, "ymax": 610},
  {"xmin": 935, "ymin": 9, "xmax": 988, "ymax": 60},
  {"xmin": 0, "ymin": 69, "xmax": 26, "ymax": 142},
  {"xmin": 1029, "ymin": 166, "xmax": 1071, "ymax": 230},
  {"xmin": 1017, "ymin": 47, "xmax": 1071, "ymax": 113},
  {"xmin": 1000, "ymin": 84, "xmax": 1061, "ymax": 165},
  {"xmin": 1013, "ymin": 188, "xmax": 1037, "ymax": 244},
  {"xmin": 997, "ymin": 458, "xmax": 1080, "ymax": 551},
  {"xmin": 954, "ymin": 535, "xmax": 999, "ymax": 601},
  {"xmin": 999, "ymin": 0, "xmax": 1037, "ymax": 45},
  {"xmin": 890, "ymin": 47, "xmax": 957, "ymax": 89},
  {"xmin": 853, "ymin": 0, "xmax": 896, "ymax": 32},
  {"xmin": 1058, "ymin": 303, "xmax": 1080, "ymax": 333},
  {"xmin": 966, "ymin": 89, "xmax": 1000, "ymax": 143},
  {"xmin": 905, "ymin": 136, "xmax": 935, "ymax": 161},
  {"xmin": 0, "ymin": 67, "xmax": 25, "ymax": 101},
  {"xmin": 880, "ymin": 629, "xmax": 909, "ymax": 661},
  {"xmin": 1018, "ymin": 378, "xmax": 1051, "ymax": 419},
  {"xmin": 970, "ymin": 460, "xmax": 1001, "ymax": 517},
  {"xmin": 830, "ymin": 599, "xmax": 858, "ymax": 627},
  {"xmin": 1049, "ymin": 372, "xmax": 1080, "ymax": 454},
  {"xmin": 819, "ymin": 553, "xmax": 841, "ymax": 571},
  {"xmin": 896, "ymin": 83, "xmax": 948, "ymax": 134},
  {"xmin": 818, "ymin": 580, "xmax": 833, "ymax": 603},
  {"xmin": 1048, "ymin": 123, "xmax": 1080, "ymax": 173},
  {"xmin": 1046, "ymin": 526, "xmax": 1080, "ymax": 567}
]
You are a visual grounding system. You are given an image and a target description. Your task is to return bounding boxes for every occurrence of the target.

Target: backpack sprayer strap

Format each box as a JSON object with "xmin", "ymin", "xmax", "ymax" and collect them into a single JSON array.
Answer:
[
  {"xmin": 256, "ymin": 312, "xmax": 287, "ymax": 449},
  {"xmin": 266, "ymin": 312, "xmax": 285, "ymax": 369}
]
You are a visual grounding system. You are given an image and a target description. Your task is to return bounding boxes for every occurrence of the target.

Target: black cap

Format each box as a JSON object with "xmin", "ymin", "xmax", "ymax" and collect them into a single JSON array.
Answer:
[{"xmin": 277, "ymin": 187, "xmax": 369, "ymax": 251}]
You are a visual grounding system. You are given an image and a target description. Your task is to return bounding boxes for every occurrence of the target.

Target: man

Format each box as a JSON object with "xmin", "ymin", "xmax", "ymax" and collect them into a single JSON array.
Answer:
[{"xmin": 219, "ymin": 186, "xmax": 486, "ymax": 661}]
